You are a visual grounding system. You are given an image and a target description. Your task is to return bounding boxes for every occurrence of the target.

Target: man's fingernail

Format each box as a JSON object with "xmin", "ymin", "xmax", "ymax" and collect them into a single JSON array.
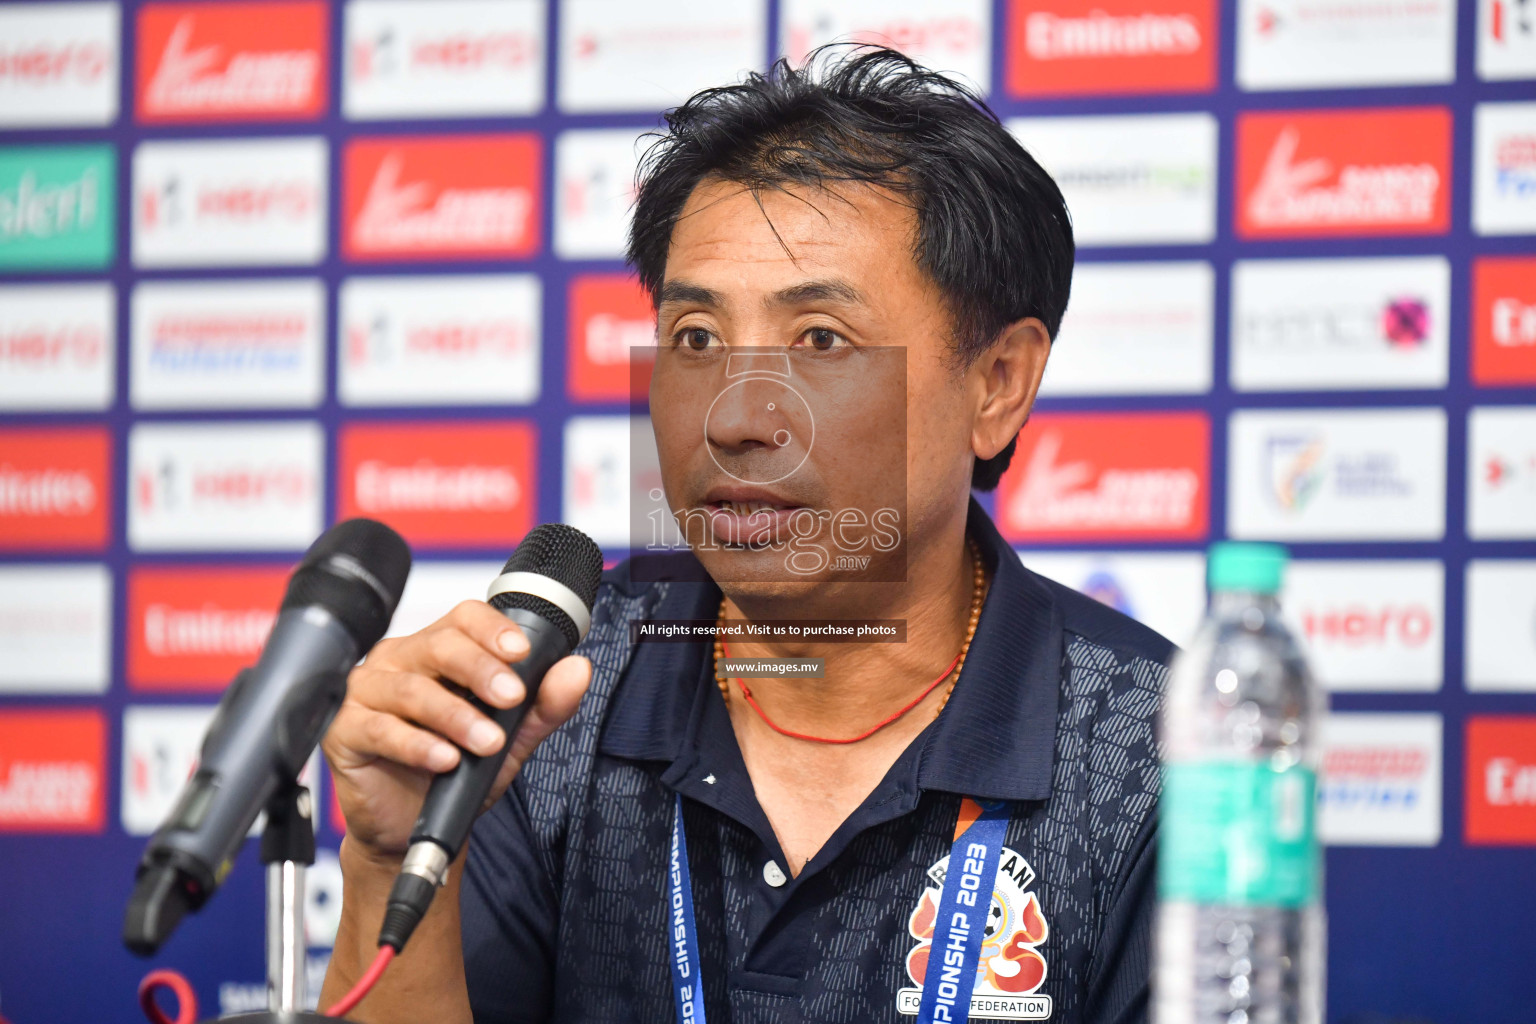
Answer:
[
  {"xmin": 428, "ymin": 743, "xmax": 458, "ymax": 771},
  {"xmin": 467, "ymin": 719, "xmax": 505, "ymax": 756},
  {"xmin": 497, "ymin": 631, "xmax": 525, "ymax": 656},
  {"xmin": 490, "ymin": 672, "xmax": 522, "ymax": 706}
]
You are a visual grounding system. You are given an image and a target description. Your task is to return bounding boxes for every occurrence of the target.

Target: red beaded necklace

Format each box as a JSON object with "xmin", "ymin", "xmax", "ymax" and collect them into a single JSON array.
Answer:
[{"xmin": 713, "ymin": 539, "xmax": 986, "ymax": 745}]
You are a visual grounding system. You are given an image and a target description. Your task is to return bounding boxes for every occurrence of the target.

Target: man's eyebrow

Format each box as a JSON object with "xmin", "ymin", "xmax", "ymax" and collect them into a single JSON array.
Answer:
[
  {"xmin": 657, "ymin": 281, "xmax": 722, "ymax": 307},
  {"xmin": 768, "ymin": 279, "xmax": 865, "ymax": 308}
]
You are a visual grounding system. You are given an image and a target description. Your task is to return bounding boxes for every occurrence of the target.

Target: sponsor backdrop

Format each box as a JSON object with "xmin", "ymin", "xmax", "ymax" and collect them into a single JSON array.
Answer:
[{"xmin": 0, "ymin": 0, "xmax": 1533, "ymax": 1020}]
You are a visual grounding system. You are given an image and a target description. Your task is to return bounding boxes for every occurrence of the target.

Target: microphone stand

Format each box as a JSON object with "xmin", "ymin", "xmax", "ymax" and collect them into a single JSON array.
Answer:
[{"xmin": 203, "ymin": 780, "xmax": 342, "ymax": 1023}]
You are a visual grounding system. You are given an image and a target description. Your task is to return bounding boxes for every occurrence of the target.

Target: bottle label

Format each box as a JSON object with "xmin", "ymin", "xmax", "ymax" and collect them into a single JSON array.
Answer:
[{"xmin": 1158, "ymin": 762, "xmax": 1318, "ymax": 907}]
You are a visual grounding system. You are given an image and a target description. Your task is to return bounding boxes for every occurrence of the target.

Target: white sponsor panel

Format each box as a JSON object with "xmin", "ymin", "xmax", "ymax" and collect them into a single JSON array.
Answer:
[
  {"xmin": 557, "ymin": 0, "xmax": 765, "ymax": 113},
  {"xmin": 563, "ymin": 415, "xmax": 666, "ymax": 549},
  {"xmin": 132, "ymin": 137, "xmax": 328, "ymax": 267},
  {"xmin": 1478, "ymin": 0, "xmax": 1536, "ymax": 80},
  {"xmin": 121, "ymin": 705, "xmax": 320, "ymax": 836},
  {"xmin": 1473, "ymin": 102, "xmax": 1536, "ymax": 236},
  {"xmin": 1228, "ymin": 408, "xmax": 1446, "ymax": 541},
  {"xmin": 1283, "ymin": 560, "xmax": 1443, "ymax": 692},
  {"xmin": 339, "ymin": 275, "xmax": 540, "ymax": 407},
  {"xmin": 128, "ymin": 421, "xmax": 324, "ymax": 552},
  {"xmin": 780, "ymin": 0, "xmax": 990, "ymax": 93},
  {"xmin": 1319, "ymin": 713, "xmax": 1442, "ymax": 847},
  {"xmin": 1236, "ymin": 0, "xmax": 1456, "ymax": 90},
  {"xmin": 1007, "ymin": 114, "xmax": 1217, "ymax": 246},
  {"xmin": 1466, "ymin": 560, "xmax": 1536, "ymax": 691},
  {"xmin": 1042, "ymin": 261, "xmax": 1212, "ymax": 396},
  {"xmin": 1230, "ymin": 257, "xmax": 1450, "ymax": 392},
  {"xmin": 385, "ymin": 560, "xmax": 505, "ymax": 640},
  {"xmin": 0, "ymin": 564, "xmax": 110, "ymax": 694},
  {"xmin": 1468, "ymin": 406, "xmax": 1536, "ymax": 539},
  {"xmin": 1017, "ymin": 551, "xmax": 1206, "ymax": 649},
  {"xmin": 0, "ymin": 2, "xmax": 120, "ymax": 127},
  {"xmin": 343, "ymin": 0, "xmax": 545, "ymax": 120},
  {"xmin": 0, "ymin": 282, "xmax": 114, "ymax": 411},
  {"xmin": 131, "ymin": 279, "xmax": 324, "ymax": 410},
  {"xmin": 554, "ymin": 129, "xmax": 648, "ymax": 260}
]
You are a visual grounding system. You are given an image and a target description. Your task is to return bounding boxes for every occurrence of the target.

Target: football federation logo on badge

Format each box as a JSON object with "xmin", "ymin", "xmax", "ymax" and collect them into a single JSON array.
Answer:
[{"xmin": 897, "ymin": 845, "xmax": 1053, "ymax": 1019}]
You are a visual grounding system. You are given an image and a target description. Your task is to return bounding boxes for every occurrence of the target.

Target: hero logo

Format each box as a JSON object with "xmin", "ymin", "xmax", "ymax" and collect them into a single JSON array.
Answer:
[
  {"xmin": 568, "ymin": 274, "xmax": 655, "ymax": 402},
  {"xmin": 1466, "ymin": 716, "xmax": 1536, "ymax": 844},
  {"xmin": 1284, "ymin": 558, "xmax": 1444, "ymax": 692},
  {"xmin": 1006, "ymin": 0, "xmax": 1215, "ymax": 97},
  {"xmin": 782, "ymin": 0, "xmax": 989, "ymax": 92},
  {"xmin": 0, "ymin": 427, "xmax": 110, "ymax": 551},
  {"xmin": 344, "ymin": 0, "xmax": 544, "ymax": 119},
  {"xmin": 0, "ymin": 283, "xmax": 114, "ymax": 411},
  {"xmin": 997, "ymin": 412, "xmax": 1209, "ymax": 541},
  {"xmin": 136, "ymin": 2, "xmax": 326, "ymax": 121},
  {"xmin": 128, "ymin": 422, "xmax": 323, "ymax": 552},
  {"xmin": 344, "ymin": 135, "xmax": 541, "ymax": 260},
  {"xmin": 0, "ymin": 710, "xmax": 105, "ymax": 832},
  {"xmin": 1238, "ymin": 108, "xmax": 1452, "ymax": 237},
  {"xmin": 1318, "ymin": 713, "xmax": 1442, "ymax": 846},
  {"xmin": 0, "ymin": 2, "xmax": 119, "ymax": 128},
  {"xmin": 554, "ymin": 129, "xmax": 646, "ymax": 259},
  {"xmin": 338, "ymin": 422, "xmax": 536, "ymax": 547},
  {"xmin": 1473, "ymin": 257, "xmax": 1536, "ymax": 387},
  {"xmin": 128, "ymin": 567, "xmax": 288, "ymax": 690},
  {"xmin": 132, "ymin": 138, "xmax": 328, "ymax": 268},
  {"xmin": 1480, "ymin": 0, "xmax": 1536, "ymax": 80},
  {"xmin": 0, "ymin": 565, "xmax": 112, "ymax": 696},
  {"xmin": 340, "ymin": 275, "xmax": 540, "ymax": 407}
]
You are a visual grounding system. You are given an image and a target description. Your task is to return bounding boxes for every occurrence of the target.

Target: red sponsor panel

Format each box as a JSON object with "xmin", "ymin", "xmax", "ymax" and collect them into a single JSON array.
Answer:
[
  {"xmin": 1472, "ymin": 257, "xmax": 1536, "ymax": 388},
  {"xmin": 0, "ymin": 427, "xmax": 111, "ymax": 551},
  {"xmin": 1236, "ymin": 107, "xmax": 1452, "ymax": 239},
  {"xmin": 1466, "ymin": 716, "xmax": 1536, "ymax": 845},
  {"xmin": 0, "ymin": 709, "xmax": 106, "ymax": 833},
  {"xmin": 1005, "ymin": 0, "xmax": 1216, "ymax": 97},
  {"xmin": 127, "ymin": 566, "xmax": 290, "ymax": 691},
  {"xmin": 136, "ymin": 2, "xmax": 328, "ymax": 122},
  {"xmin": 996, "ymin": 412, "xmax": 1209, "ymax": 542},
  {"xmin": 342, "ymin": 135, "xmax": 542, "ymax": 262},
  {"xmin": 337, "ymin": 421, "xmax": 537, "ymax": 548},
  {"xmin": 568, "ymin": 274, "xmax": 655, "ymax": 402}
]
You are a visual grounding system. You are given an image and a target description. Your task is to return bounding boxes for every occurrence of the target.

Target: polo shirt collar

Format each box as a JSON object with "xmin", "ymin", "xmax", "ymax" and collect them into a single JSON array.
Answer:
[{"xmin": 598, "ymin": 498, "xmax": 1063, "ymax": 804}]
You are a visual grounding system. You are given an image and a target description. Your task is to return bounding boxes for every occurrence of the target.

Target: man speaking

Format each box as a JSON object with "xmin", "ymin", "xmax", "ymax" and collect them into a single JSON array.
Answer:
[{"xmin": 321, "ymin": 48, "xmax": 1171, "ymax": 1024}]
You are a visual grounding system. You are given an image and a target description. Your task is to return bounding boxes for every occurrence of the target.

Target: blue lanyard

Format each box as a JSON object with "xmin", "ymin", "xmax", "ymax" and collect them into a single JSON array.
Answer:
[
  {"xmin": 669, "ymin": 794, "xmax": 708, "ymax": 1024},
  {"xmin": 668, "ymin": 793, "xmax": 1009, "ymax": 1024}
]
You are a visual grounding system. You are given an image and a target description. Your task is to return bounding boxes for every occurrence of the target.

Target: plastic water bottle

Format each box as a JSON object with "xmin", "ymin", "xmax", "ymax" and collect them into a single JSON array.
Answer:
[{"xmin": 1153, "ymin": 543, "xmax": 1327, "ymax": 1024}]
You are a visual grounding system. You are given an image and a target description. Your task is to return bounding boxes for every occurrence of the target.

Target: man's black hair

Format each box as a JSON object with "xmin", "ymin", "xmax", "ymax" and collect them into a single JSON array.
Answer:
[{"xmin": 627, "ymin": 45, "xmax": 1075, "ymax": 491}]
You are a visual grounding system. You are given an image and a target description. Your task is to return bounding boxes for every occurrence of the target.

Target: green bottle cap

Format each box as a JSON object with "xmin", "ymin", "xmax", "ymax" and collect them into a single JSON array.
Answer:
[{"xmin": 1208, "ymin": 541, "xmax": 1288, "ymax": 595}]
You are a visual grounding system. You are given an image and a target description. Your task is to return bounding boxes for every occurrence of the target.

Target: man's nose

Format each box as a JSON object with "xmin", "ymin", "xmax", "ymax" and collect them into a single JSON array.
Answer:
[{"xmin": 706, "ymin": 375, "xmax": 794, "ymax": 453}]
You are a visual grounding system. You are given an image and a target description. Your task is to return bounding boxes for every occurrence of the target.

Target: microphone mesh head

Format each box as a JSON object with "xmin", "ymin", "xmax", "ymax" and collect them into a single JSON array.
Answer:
[
  {"xmin": 283, "ymin": 518, "xmax": 412, "ymax": 651},
  {"xmin": 489, "ymin": 524, "xmax": 604, "ymax": 648}
]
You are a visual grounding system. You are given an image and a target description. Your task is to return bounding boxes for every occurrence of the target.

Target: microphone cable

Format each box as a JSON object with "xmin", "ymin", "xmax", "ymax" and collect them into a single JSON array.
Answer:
[{"xmin": 137, "ymin": 946, "xmax": 397, "ymax": 1024}]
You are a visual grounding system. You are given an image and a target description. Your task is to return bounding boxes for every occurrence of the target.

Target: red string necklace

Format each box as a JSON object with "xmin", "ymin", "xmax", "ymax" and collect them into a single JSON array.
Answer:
[{"xmin": 713, "ymin": 539, "xmax": 986, "ymax": 744}]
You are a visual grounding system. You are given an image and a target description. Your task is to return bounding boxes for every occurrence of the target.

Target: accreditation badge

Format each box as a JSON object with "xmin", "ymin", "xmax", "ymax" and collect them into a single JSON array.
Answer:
[{"xmin": 896, "ymin": 846, "xmax": 1053, "ymax": 1021}]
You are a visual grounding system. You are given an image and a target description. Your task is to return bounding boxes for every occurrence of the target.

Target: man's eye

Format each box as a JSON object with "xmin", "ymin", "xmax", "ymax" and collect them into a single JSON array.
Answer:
[
  {"xmin": 678, "ymin": 328, "xmax": 715, "ymax": 351},
  {"xmin": 799, "ymin": 328, "xmax": 846, "ymax": 351}
]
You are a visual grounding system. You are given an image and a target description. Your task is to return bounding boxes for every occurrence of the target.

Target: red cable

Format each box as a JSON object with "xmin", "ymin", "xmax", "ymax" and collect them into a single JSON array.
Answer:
[
  {"xmin": 723, "ymin": 641, "xmax": 962, "ymax": 744},
  {"xmin": 138, "ymin": 969, "xmax": 197, "ymax": 1024},
  {"xmin": 323, "ymin": 945, "xmax": 397, "ymax": 1019}
]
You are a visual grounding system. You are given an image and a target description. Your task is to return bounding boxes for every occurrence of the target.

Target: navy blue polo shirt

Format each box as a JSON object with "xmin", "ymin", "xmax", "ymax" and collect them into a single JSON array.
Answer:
[{"xmin": 462, "ymin": 501, "xmax": 1174, "ymax": 1024}]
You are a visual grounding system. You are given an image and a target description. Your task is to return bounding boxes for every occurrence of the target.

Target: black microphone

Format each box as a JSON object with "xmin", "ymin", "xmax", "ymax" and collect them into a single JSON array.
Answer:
[
  {"xmin": 378, "ymin": 523, "xmax": 603, "ymax": 952},
  {"xmin": 124, "ymin": 519, "xmax": 412, "ymax": 957}
]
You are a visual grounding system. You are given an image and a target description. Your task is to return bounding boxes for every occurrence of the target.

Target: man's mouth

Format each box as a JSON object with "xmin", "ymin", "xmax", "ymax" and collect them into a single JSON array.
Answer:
[{"xmin": 699, "ymin": 492, "xmax": 809, "ymax": 547}]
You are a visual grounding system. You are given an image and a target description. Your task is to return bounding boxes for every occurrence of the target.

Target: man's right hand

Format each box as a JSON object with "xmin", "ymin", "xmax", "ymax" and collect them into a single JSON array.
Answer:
[{"xmin": 322, "ymin": 598, "xmax": 593, "ymax": 861}]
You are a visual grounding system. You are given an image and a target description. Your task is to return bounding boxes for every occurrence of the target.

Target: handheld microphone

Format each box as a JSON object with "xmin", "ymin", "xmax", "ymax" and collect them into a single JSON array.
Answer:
[
  {"xmin": 124, "ymin": 519, "xmax": 412, "ymax": 957},
  {"xmin": 378, "ymin": 523, "xmax": 604, "ymax": 953}
]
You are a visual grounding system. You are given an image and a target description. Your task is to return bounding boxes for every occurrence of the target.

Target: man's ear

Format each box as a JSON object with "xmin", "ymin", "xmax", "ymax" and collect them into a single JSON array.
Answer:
[{"xmin": 972, "ymin": 317, "xmax": 1052, "ymax": 462}]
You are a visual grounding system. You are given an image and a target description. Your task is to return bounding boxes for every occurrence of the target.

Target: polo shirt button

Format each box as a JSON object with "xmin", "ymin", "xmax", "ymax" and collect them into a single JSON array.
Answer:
[{"xmin": 762, "ymin": 859, "xmax": 787, "ymax": 887}]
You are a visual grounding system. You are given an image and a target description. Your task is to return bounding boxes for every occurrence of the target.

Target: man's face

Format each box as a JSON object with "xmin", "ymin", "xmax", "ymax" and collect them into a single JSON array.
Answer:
[{"xmin": 647, "ymin": 178, "xmax": 980, "ymax": 596}]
